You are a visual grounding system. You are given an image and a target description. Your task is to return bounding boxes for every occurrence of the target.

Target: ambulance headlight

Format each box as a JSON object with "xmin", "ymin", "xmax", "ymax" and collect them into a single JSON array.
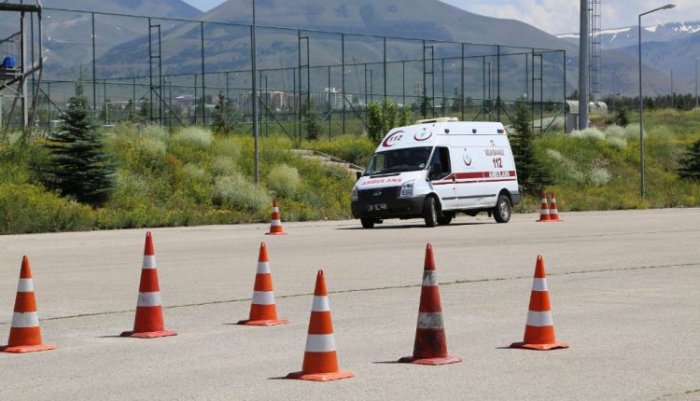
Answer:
[
  {"xmin": 399, "ymin": 180, "xmax": 414, "ymax": 198},
  {"xmin": 351, "ymin": 186, "xmax": 359, "ymax": 202}
]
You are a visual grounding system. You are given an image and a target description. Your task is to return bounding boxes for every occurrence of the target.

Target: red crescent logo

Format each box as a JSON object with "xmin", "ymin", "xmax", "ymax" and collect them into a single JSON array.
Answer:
[
  {"xmin": 463, "ymin": 152, "xmax": 472, "ymax": 167},
  {"xmin": 414, "ymin": 131, "xmax": 433, "ymax": 141}
]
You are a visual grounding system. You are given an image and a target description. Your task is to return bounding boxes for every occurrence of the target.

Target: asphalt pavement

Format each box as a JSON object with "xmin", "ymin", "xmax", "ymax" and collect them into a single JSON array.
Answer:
[{"xmin": 0, "ymin": 209, "xmax": 699, "ymax": 400}]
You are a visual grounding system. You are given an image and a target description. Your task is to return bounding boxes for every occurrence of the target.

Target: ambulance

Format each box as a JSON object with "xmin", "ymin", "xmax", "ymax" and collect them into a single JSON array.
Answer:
[{"xmin": 351, "ymin": 118, "xmax": 520, "ymax": 228}]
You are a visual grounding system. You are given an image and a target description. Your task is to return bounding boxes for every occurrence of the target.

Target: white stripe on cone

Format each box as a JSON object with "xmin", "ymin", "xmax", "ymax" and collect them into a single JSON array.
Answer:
[
  {"xmin": 526, "ymin": 310, "xmax": 554, "ymax": 327},
  {"xmin": 312, "ymin": 296, "xmax": 330, "ymax": 312},
  {"xmin": 256, "ymin": 261, "xmax": 270, "ymax": 274},
  {"xmin": 305, "ymin": 334, "xmax": 337, "ymax": 353},
  {"xmin": 17, "ymin": 278, "xmax": 34, "ymax": 292},
  {"xmin": 417, "ymin": 312, "xmax": 444, "ymax": 329},
  {"xmin": 252, "ymin": 291, "xmax": 275, "ymax": 305},
  {"xmin": 142, "ymin": 255, "xmax": 156, "ymax": 269},
  {"xmin": 137, "ymin": 292, "xmax": 162, "ymax": 307},
  {"xmin": 11, "ymin": 312, "xmax": 40, "ymax": 328},
  {"xmin": 422, "ymin": 271, "xmax": 438, "ymax": 286},
  {"xmin": 270, "ymin": 219, "xmax": 282, "ymax": 226},
  {"xmin": 532, "ymin": 278, "xmax": 548, "ymax": 292}
]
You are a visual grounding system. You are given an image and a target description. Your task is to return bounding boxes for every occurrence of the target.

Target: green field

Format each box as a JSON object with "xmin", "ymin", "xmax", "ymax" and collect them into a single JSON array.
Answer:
[{"xmin": 1, "ymin": 108, "xmax": 699, "ymax": 234}]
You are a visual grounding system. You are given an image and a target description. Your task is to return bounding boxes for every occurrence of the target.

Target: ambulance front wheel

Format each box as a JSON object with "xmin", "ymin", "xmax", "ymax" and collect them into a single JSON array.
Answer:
[
  {"xmin": 437, "ymin": 212, "xmax": 453, "ymax": 225},
  {"xmin": 423, "ymin": 197, "xmax": 438, "ymax": 227},
  {"xmin": 493, "ymin": 193, "xmax": 512, "ymax": 223}
]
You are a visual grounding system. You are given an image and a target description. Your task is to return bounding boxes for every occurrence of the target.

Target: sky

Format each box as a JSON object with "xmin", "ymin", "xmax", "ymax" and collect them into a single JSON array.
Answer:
[{"xmin": 182, "ymin": 0, "xmax": 700, "ymax": 35}]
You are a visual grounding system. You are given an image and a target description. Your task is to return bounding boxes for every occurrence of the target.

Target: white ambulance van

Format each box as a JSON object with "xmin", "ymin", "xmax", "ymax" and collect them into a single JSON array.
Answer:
[{"xmin": 351, "ymin": 118, "xmax": 520, "ymax": 228}]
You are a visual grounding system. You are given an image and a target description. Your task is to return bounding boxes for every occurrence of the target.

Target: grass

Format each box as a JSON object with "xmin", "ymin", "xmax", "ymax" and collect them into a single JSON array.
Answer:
[{"xmin": 1, "ymin": 109, "xmax": 699, "ymax": 234}]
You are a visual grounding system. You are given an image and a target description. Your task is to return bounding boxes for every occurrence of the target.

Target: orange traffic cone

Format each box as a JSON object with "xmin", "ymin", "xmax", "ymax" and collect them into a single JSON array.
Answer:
[
  {"xmin": 237, "ymin": 242, "xmax": 289, "ymax": 326},
  {"xmin": 1, "ymin": 256, "xmax": 56, "ymax": 353},
  {"xmin": 265, "ymin": 199, "xmax": 287, "ymax": 235},
  {"xmin": 537, "ymin": 191, "xmax": 551, "ymax": 222},
  {"xmin": 548, "ymin": 192, "xmax": 563, "ymax": 222},
  {"xmin": 287, "ymin": 270, "xmax": 354, "ymax": 381},
  {"xmin": 399, "ymin": 244, "xmax": 461, "ymax": 365},
  {"xmin": 121, "ymin": 232, "xmax": 177, "ymax": 339},
  {"xmin": 510, "ymin": 255, "xmax": 568, "ymax": 350}
]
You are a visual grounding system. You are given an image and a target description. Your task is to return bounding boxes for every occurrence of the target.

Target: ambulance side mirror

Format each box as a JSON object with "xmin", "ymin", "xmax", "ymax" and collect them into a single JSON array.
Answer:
[{"xmin": 356, "ymin": 171, "xmax": 363, "ymax": 180}]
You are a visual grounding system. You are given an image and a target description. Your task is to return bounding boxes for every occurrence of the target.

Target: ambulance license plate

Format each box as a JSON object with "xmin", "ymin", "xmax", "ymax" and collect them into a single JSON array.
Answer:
[{"xmin": 367, "ymin": 203, "xmax": 387, "ymax": 212}]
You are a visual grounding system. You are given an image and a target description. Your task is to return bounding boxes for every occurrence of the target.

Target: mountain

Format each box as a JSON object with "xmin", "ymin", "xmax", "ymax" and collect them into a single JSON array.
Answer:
[
  {"xmin": 98, "ymin": 0, "xmax": 580, "ymax": 98},
  {"xmin": 201, "ymin": 0, "xmax": 571, "ymax": 51},
  {"xmin": 2, "ymin": 0, "xmax": 687, "ymax": 99},
  {"xmin": 0, "ymin": 0, "xmax": 201, "ymax": 73},
  {"xmin": 558, "ymin": 21, "xmax": 700, "ymax": 50},
  {"xmin": 558, "ymin": 21, "xmax": 698, "ymax": 96}
]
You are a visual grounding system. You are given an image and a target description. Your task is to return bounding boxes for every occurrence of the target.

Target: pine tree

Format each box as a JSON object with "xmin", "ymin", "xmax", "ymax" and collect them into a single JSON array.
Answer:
[
  {"xmin": 43, "ymin": 81, "xmax": 115, "ymax": 206},
  {"xmin": 212, "ymin": 91, "xmax": 235, "ymax": 134},
  {"xmin": 304, "ymin": 101, "xmax": 322, "ymax": 141},
  {"xmin": 510, "ymin": 100, "xmax": 551, "ymax": 195},
  {"xmin": 678, "ymin": 139, "xmax": 700, "ymax": 181}
]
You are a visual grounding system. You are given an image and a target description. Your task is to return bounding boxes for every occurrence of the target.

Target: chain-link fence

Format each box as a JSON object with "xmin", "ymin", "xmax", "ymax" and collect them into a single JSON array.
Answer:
[{"xmin": 3, "ymin": 6, "xmax": 567, "ymax": 137}]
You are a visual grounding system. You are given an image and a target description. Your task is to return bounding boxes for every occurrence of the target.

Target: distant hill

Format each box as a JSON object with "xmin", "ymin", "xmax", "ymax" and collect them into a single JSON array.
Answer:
[
  {"xmin": 558, "ymin": 21, "xmax": 700, "ymax": 50},
  {"xmin": 201, "ymin": 0, "xmax": 571, "ymax": 50},
  {"xmin": 1, "ymin": 0, "xmax": 689, "ymax": 98},
  {"xmin": 558, "ymin": 21, "xmax": 700, "ymax": 90},
  {"xmin": 0, "ymin": 0, "xmax": 200, "ymax": 74}
]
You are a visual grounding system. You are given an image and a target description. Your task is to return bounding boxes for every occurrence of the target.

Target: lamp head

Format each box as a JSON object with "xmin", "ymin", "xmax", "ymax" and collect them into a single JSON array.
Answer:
[{"xmin": 661, "ymin": 4, "xmax": 676, "ymax": 10}]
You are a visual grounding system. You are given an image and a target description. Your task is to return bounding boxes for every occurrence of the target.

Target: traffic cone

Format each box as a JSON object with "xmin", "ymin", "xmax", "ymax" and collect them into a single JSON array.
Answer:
[
  {"xmin": 287, "ymin": 270, "xmax": 354, "ymax": 381},
  {"xmin": 510, "ymin": 255, "xmax": 568, "ymax": 350},
  {"xmin": 0, "ymin": 256, "xmax": 56, "ymax": 353},
  {"xmin": 121, "ymin": 232, "xmax": 177, "ymax": 339},
  {"xmin": 399, "ymin": 244, "xmax": 461, "ymax": 365},
  {"xmin": 548, "ymin": 192, "xmax": 563, "ymax": 222},
  {"xmin": 265, "ymin": 198, "xmax": 287, "ymax": 235},
  {"xmin": 537, "ymin": 191, "xmax": 551, "ymax": 222},
  {"xmin": 237, "ymin": 242, "xmax": 289, "ymax": 326}
]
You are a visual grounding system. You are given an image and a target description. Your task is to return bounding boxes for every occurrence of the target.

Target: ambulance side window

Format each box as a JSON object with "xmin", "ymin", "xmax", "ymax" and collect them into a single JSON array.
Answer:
[{"xmin": 429, "ymin": 147, "xmax": 451, "ymax": 180}]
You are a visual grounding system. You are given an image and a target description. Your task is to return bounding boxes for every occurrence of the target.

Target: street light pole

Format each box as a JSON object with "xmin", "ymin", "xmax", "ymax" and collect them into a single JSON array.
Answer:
[
  {"xmin": 639, "ymin": 3, "xmax": 676, "ymax": 199},
  {"xmin": 695, "ymin": 58, "xmax": 698, "ymax": 109}
]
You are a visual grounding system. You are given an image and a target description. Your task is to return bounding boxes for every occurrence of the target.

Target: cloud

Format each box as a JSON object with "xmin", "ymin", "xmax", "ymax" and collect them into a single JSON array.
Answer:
[{"xmin": 440, "ymin": 0, "xmax": 700, "ymax": 34}]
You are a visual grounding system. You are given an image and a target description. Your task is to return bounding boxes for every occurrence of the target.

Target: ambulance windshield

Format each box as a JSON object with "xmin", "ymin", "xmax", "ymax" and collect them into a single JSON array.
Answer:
[{"xmin": 365, "ymin": 147, "xmax": 432, "ymax": 175}]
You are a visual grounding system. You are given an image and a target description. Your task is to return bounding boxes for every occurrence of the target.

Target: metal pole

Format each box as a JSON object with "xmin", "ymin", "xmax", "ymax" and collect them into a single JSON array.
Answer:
[
  {"xmin": 252, "ymin": 0, "xmax": 259, "ymax": 185},
  {"xmin": 383, "ymin": 37, "xmax": 387, "ymax": 101},
  {"xmin": 201, "ymin": 22, "xmax": 206, "ymax": 125},
  {"xmin": 696, "ymin": 58, "xmax": 699, "ymax": 109},
  {"xmin": 341, "ymin": 34, "xmax": 346, "ymax": 134},
  {"xmin": 328, "ymin": 65, "xmax": 331, "ymax": 140},
  {"xmin": 639, "ymin": 4, "xmax": 676, "ymax": 199},
  {"xmin": 92, "ymin": 13, "xmax": 97, "ymax": 115},
  {"xmin": 639, "ymin": 12, "xmax": 645, "ymax": 199},
  {"xmin": 496, "ymin": 45, "xmax": 501, "ymax": 121},
  {"xmin": 441, "ymin": 58, "xmax": 445, "ymax": 116},
  {"xmin": 461, "ymin": 44, "xmax": 465, "ymax": 121},
  {"xmin": 671, "ymin": 69, "xmax": 674, "ymax": 109},
  {"xmin": 579, "ymin": 0, "xmax": 589, "ymax": 130}
]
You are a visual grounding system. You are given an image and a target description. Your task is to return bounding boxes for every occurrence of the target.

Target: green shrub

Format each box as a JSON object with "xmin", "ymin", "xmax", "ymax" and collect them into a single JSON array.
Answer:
[
  {"xmin": 571, "ymin": 128, "xmax": 605, "ymax": 141},
  {"xmin": 211, "ymin": 156, "xmax": 237, "ymax": 177},
  {"xmin": 267, "ymin": 164, "xmax": 300, "ymax": 197},
  {"xmin": 213, "ymin": 173, "xmax": 270, "ymax": 213},
  {"xmin": 589, "ymin": 167, "xmax": 611, "ymax": 186},
  {"xmin": 173, "ymin": 126, "xmax": 213, "ymax": 149},
  {"xmin": 0, "ymin": 182, "xmax": 93, "ymax": 234}
]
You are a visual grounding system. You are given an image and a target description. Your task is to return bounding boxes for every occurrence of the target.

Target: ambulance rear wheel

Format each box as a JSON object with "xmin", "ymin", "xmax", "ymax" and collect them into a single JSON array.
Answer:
[
  {"xmin": 423, "ymin": 197, "xmax": 438, "ymax": 227},
  {"xmin": 493, "ymin": 194, "xmax": 511, "ymax": 223},
  {"xmin": 360, "ymin": 218, "xmax": 375, "ymax": 229}
]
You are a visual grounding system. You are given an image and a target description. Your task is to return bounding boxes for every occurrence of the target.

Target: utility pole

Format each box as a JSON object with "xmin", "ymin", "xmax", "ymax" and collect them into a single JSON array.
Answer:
[{"xmin": 578, "ymin": 0, "xmax": 589, "ymax": 130}]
